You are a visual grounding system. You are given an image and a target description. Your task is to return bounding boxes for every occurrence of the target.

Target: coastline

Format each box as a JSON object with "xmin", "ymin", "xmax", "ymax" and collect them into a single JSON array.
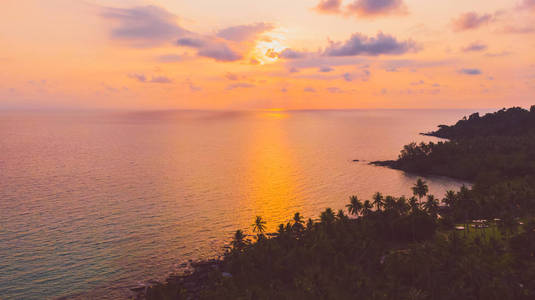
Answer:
[
  {"xmin": 130, "ymin": 107, "xmax": 535, "ymax": 299},
  {"xmin": 136, "ymin": 132, "xmax": 463, "ymax": 299},
  {"xmin": 134, "ymin": 259, "xmax": 223, "ymax": 299}
]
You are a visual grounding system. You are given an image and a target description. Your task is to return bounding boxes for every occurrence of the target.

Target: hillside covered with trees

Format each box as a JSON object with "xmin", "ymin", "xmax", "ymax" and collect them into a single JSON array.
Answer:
[
  {"xmin": 372, "ymin": 106, "xmax": 535, "ymax": 220},
  {"xmin": 142, "ymin": 106, "xmax": 535, "ymax": 300}
]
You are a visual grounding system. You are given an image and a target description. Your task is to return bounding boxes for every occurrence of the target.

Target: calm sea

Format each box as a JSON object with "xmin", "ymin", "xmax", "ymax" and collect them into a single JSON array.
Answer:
[{"xmin": 0, "ymin": 109, "xmax": 474, "ymax": 299}]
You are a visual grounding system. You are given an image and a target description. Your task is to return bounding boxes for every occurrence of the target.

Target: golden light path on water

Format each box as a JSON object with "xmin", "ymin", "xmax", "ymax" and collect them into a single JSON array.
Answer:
[{"xmin": 237, "ymin": 110, "xmax": 303, "ymax": 232}]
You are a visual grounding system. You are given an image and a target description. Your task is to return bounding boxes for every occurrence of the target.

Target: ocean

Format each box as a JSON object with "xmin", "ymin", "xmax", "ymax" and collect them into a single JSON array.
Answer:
[{"xmin": 0, "ymin": 109, "xmax": 473, "ymax": 299}]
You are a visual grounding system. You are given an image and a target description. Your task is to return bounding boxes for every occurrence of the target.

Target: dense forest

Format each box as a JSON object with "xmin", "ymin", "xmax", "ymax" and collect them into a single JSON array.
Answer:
[
  {"xmin": 372, "ymin": 106, "xmax": 535, "ymax": 220},
  {"xmin": 143, "ymin": 106, "xmax": 535, "ymax": 300},
  {"xmin": 426, "ymin": 106, "xmax": 535, "ymax": 139}
]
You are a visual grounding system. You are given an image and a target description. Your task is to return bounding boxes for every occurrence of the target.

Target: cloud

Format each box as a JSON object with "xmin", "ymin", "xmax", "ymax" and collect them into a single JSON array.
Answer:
[
  {"xmin": 225, "ymin": 73, "xmax": 239, "ymax": 81},
  {"xmin": 452, "ymin": 12, "xmax": 493, "ymax": 31},
  {"xmin": 519, "ymin": 0, "xmax": 535, "ymax": 11},
  {"xmin": 315, "ymin": 0, "xmax": 406, "ymax": 17},
  {"xmin": 177, "ymin": 37, "xmax": 205, "ymax": 47},
  {"xmin": 198, "ymin": 44, "xmax": 242, "ymax": 62},
  {"xmin": 226, "ymin": 83, "xmax": 255, "ymax": 90},
  {"xmin": 319, "ymin": 66, "xmax": 334, "ymax": 72},
  {"xmin": 327, "ymin": 87, "xmax": 343, "ymax": 93},
  {"xmin": 304, "ymin": 87, "xmax": 317, "ymax": 92},
  {"xmin": 315, "ymin": 0, "xmax": 342, "ymax": 14},
  {"xmin": 129, "ymin": 73, "xmax": 172, "ymax": 83},
  {"xmin": 189, "ymin": 83, "xmax": 202, "ymax": 92},
  {"xmin": 289, "ymin": 67, "xmax": 300, "ymax": 73},
  {"xmin": 411, "ymin": 80, "xmax": 425, "ymax": 86},
  {"xmin": 101, "ymin": 5, "xmax": 188, "ymax": 47},
  {"xmin": 324, "ymin": 32, "xmax": 419, "ymax": 56},
  {"xmin": 177, "ymin": 36, "xmax": 242, "ymax": 62},
  {"xmin": 216, "ymin": 23, "xmax": 274, "ymax": 42},
  {"xmin": 286, "ymin": 56, "xmax": 368, "ymax": 70},
  {"xmin": 382, "ymin": 58, "xmax": 457, "ymax": 71},
  {"xmin": 279, "ymin": 49, "xmax": 309, "ymax": 59},
  {"xmin": 500, "ymin": 25, "xmax": 535, "ymax": 34},
  {"xmin": 101, "ymin": 4, "xmax": 254, "ymax": 62},
  {"xmin": 150, "ymin": 76, "xmax": 172, "ymax": 83},
  {"xmin": 129, "ymin": 73, "xmax": 147, "ymax": 82},
  {"xmin": 459, "ymin": 68, "xmax": 482, "ymax": 75},
  {"xmin": 485, "ymin": 51, "xmax": 512, "ymax": 57},
  {"xmin": 343, "ymin": 69, "xmax": 370, "ymax": 82},
  {"xmin": 462, "ymin": 42, "xmax": 488, "ymax": 52},
  {"xmin": 346, "ymin": 0, "xmax": 407, "ymax": 17}
]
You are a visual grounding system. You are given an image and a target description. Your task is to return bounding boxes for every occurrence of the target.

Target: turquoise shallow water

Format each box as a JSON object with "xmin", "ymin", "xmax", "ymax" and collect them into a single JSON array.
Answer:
[{"xmin": 0, "ymin": 110, "xmax": 473, "ymax": 299}]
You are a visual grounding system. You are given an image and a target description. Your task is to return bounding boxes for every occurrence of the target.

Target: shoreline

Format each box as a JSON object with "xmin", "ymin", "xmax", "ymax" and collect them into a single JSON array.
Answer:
[
  {"xmin": 368, "ymin": 160, "xmax": 473, "ymax": 184},
  {"xmin": 133, "ymin": 259, "xmax": 223, "ymax": 299},
  {"xmin": 135, "ymin": 131, "xmax": 462, "ymax": 299},
  {"xmin": 135, "ymin": 163, "xmax": 466, "ymax": 300}
]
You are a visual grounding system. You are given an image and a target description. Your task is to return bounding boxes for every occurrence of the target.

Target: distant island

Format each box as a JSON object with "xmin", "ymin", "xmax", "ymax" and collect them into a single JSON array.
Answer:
[{"xmin": 141, "ymin": 106, "xmax": 535, "ymax": 300}]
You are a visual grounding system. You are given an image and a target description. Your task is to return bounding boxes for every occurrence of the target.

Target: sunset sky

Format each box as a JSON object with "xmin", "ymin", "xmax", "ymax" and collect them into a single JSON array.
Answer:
[{"xmin": 1, "ymin": 0, "xmax": 534, "ymax": 110}]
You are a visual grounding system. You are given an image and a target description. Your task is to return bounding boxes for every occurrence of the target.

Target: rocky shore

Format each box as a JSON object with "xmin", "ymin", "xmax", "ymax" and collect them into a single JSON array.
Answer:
[{"xmin": 132, "ymin": 259, "xmax": 224, "ymax": 300}]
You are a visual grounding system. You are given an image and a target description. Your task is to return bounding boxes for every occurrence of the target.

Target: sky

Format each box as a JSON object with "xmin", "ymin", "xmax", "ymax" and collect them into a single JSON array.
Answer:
[{"xmin": 1, "ymin": 0, "xmax": 534, "ymax": 110}]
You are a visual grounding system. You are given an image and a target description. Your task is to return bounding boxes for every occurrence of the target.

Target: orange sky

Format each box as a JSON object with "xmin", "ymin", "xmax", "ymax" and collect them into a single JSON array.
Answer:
[{"xmin": 1, "ymin": 0, "xmax": 534, "ymax": 110}]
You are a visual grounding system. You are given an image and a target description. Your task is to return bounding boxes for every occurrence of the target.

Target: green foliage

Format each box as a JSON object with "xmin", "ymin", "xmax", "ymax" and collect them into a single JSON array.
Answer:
[
  {"xmin": 147, "ymin": 195, "xmax": 535, "ymax": 299},
  {"xmin": 429, "ymin": 106, "xmax": 535, "ymax": 139},
  {"xmin": 389, "ymin": 106, "xmax": 535, "ymax": 220}
]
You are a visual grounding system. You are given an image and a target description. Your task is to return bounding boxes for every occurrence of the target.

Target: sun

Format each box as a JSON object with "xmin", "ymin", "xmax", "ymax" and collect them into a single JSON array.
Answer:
[{"xmin": 252, "ymin": 37, "xmax": 287, "ymax": 65}]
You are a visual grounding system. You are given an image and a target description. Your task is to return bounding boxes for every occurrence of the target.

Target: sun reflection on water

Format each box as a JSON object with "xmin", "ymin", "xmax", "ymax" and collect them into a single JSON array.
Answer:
[{"xmin": 237, "ymin": 112, "xmax": 301, "ymax": 232}]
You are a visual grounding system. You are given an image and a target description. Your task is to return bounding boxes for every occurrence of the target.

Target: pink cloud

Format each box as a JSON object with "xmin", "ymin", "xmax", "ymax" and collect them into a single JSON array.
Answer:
[
  {"xmin": 461, "ymin": 42, "xmax": 488, "ymax": 52},
  {"xmin": 452, "ymin": 12, "xmax": 493, "ymax": 31},
  {"xmin": 101, "ymin": 5, "xmax": 188, "ymax": 47},
  {"xmin": 324, "ymin": 32, "xmax": 419, "ymax": 56},
  {"xmin": 216, "ymin": 23, "xmax": 274, "ymax": 42},
  {"xmin": 346, "ymin": 0, "xmax": 407, "ymax": 17},
  {"xmin": 315, "ymin": 0, "xmax": 342, "ymax": 14},
  {"xmin": 520, "ymin": 0, "xmax": 535, "ymax": 11},
  {"xmin": 176, "ymin": 36, "xmax": 242, "ymax": 62}
]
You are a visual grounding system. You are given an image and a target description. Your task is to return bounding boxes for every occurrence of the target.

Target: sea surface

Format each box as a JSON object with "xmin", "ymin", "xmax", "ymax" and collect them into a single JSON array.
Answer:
[{"xmin": 0, "ymin": 109, "xmax": 475, "ymax": 299}]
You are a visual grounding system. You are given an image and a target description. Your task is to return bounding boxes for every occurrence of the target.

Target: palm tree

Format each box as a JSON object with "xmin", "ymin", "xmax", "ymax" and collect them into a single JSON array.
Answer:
[
  {"xmin": 320, "ymin": 208, "xmax": 336, "ymax": 224},
  {"xmin": 293, "ymin": 212, "xmax": 304, "ymax": 225},
  {"xmin": 423, "ymin": 195, "xmax": 439, "ymax": 219},
  {"xmin": 252, "ymin": 216, "xmax": 266, "ymax": 235},
  {"xmin": 292, "ymin": 212, "xmax": 305, "ymax": 233},
  {"xmin": 396, "ymin": 196, "xmax": 410, "ymax": 215},
  {"xmin": 408, "ymin": 196, "xmax": 419, "ymax": 242},
  {"xmin": 384, "ymin": 195, "xmax": 396, "ymax": 212},
  {"xmin": 337, "ymin": 209, "xmax": 348, "ymax": 222},
  {"xmin": 346, "ymin": 195, "xmax": 363, "ymax": 216},
  {"xmin": 306, "ymin": 218, "xmax": 314, "ymax": 230},
  {"xmin": 442, "ymin": 190, "xmax": 457, "ymax": 207},
  {"xmin": 412, "ymin": 178, "xmax": 429, "ymax": 204},
  {"xmin": 276, "ymin": 223, "xmax": 286, "ymax": 237},
  {"xmin": 372, "ymin": 192, "xmax": 384, "ymax": 211},
  {"xmin": 230, "ymin": 229, "xmax": 247, "ymax": 251},
  {"xmin": 362, "ymin": 200, "xmax": 373, "ymax": 216},
  {"xmin": 409, "ymin": 196, "xmax": 419, "ymax": 213}
]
